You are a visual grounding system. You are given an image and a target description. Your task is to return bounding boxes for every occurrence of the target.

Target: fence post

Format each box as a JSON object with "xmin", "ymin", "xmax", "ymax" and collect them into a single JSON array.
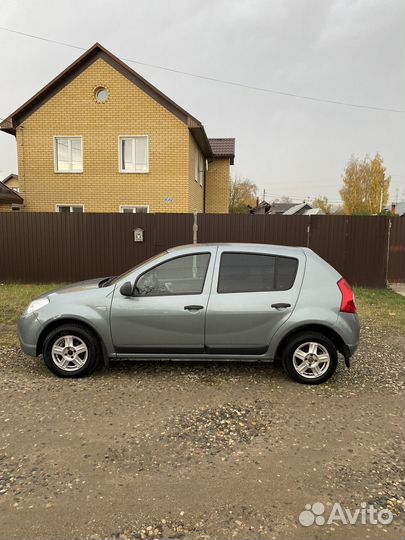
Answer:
[
  {"xmin": 385, "ymin": 218, "xmax": 392, "ymax": 287},
  {"xmin": 193, "ymin": 210, "xmax": 198, "ymax": 244},
  {"xmin": 306, "ymin": 216, "xmax": 311, "ymax": 247}
]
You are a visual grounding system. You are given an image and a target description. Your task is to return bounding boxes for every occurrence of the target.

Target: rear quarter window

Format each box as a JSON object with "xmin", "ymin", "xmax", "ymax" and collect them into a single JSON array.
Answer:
[{"xmin": 218, "ymin": 252, "xmax": 298, "ymax": 293}]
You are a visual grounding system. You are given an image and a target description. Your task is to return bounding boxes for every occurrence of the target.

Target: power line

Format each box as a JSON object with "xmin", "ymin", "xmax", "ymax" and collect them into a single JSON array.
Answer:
[{"xmin": 0, "ymin": 26, "xmax": 403, "ymax": 114}]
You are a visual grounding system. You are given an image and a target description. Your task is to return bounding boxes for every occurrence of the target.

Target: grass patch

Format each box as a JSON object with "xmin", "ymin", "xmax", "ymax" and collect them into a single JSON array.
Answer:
[
  {"xmin": 355, "ymin": 287, "xmax": 405, "ymax": 333},
  {"xmin": 0, "ymin": 284, "xmax": 403, "ymax": 348},
  {"xmin": 0, "ymin": 283, "xmax": 63, "ymax": 347}
]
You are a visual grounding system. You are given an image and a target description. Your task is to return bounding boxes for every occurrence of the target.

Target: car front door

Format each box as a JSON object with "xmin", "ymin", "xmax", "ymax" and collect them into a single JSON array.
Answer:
[
  {"xmin": 205, "ymin": 248, "xmax": 304, "ymax": 355},
  {"xmin": 110, "ymin": 248, "xmax": 216, "ymax": 354}
]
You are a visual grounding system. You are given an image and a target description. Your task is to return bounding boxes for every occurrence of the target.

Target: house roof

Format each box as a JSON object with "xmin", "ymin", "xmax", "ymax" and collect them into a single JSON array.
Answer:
[
  {"xmin": 282, "ymin": 203, "xmax": 312, "ymax": 215},
  {"xmin": 0, "ymin": 177, "xmax": 23, "ymax": 204},
  {"xmin": 0, "ymin": 43, "xmax": 233, "ymax": 160},
  {"xmin": 249, "ymin": 200, "xmax": 271, "ymax": 214},
  {"xmin": 208, "ymin": 138, "xmax": 235, "ymax": 165},
  {"xmin": 269, "ymin": 203, "xmax": 296, "ymax": 214},
  {"xmin": 2, "ymin": 173, "xmax": 18, "ymax": 185},
  {"xmin": 303, "ymin": 207, "xmax": 324, "ymax": 215}
]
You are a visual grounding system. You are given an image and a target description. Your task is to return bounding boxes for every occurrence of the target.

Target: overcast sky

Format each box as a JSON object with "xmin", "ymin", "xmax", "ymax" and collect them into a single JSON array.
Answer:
[{"xmin": 0, "ymin": 0, "xmax": 404, "ymax": 204}]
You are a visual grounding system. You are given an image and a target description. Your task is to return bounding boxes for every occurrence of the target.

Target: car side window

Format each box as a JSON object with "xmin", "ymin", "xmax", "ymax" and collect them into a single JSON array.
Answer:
[
  {"xmin": 135, "ymin": 253, "xmax": 211, "ymax": 296},
  {"xmin": 218, "ymin": 253, "xmax": 298, "ymax": 293}
]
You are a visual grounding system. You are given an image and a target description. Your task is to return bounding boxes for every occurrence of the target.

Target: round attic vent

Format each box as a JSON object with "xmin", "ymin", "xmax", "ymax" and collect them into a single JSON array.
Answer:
[{"xmin": 94, "ymin": 87, "xmax": 109, "ymax": 103}]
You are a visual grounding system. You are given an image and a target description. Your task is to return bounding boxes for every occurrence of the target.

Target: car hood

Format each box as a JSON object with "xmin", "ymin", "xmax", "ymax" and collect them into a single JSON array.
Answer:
[{"xmin": 38, "ymin": 278, "xmax": 108, "ymax": 299}]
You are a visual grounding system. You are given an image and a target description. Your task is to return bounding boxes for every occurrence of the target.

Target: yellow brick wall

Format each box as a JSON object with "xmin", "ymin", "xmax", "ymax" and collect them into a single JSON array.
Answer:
[
  {"xmin": 0, "ymin": 204, "xmax": 12, "ymax": 212},
  {"xmin": 205, "ymin": 158, "xmax": 230, "ymax": 213},
  {"xmin": 16, "ymin": 58, "xmax": 192, "ymax": 213},
  {"xmin": 188, "ymin": 134, "xmax": 204, "ymax": 213}
]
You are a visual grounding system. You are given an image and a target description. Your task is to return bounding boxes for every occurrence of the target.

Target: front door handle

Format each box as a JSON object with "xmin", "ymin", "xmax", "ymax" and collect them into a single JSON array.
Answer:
[
  {"xmin": 184, "ymin": 305, "xmax": 204, "ymax": 311},
  {"xmin": 271, "ymin": 303, "xmax": 291, "ymax": 309}
]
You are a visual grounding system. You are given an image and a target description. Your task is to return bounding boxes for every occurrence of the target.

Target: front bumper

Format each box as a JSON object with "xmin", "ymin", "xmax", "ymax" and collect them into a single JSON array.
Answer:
[{"xmin": 18, "ymin": 312, "xmax": 44, "ymax": 357}]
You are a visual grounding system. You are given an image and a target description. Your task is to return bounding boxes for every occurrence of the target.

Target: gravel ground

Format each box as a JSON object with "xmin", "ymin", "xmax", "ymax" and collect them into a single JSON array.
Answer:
[{"xmin": 0, "ymin": 323, "xmax": 403, "ymax": 540}]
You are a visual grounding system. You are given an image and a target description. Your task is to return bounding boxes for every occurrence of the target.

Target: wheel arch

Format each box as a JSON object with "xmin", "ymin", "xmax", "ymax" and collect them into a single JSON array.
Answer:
[
  {"xmin": 36, "ymin": 317, "xmax": 108, "ymax": 361},
  {"xmin": 275, "ymin": 323, "xmax": 348, "ymax": 360}
]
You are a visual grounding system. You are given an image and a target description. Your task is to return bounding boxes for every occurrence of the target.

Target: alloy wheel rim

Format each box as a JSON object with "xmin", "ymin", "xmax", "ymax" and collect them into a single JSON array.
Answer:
[
  {"xmin": 292, "ymin": 341, "xmax": 330, "ymax": 379},
  {"xmin": 51, "ymin": 335, "xmax": 88, "ymax": 372}
]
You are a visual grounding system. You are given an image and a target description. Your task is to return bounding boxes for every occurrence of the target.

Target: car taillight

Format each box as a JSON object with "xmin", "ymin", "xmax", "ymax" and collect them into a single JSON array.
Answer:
[{"xmin": 337, "ymin": 278, "xmax": 356, "ymax": 313}]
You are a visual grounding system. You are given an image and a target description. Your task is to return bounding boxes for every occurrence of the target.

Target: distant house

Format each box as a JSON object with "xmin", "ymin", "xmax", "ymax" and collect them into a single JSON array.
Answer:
[
  {"xmin": 386, "ymin": 202, "xmax": 405, "ymax": 216},
  {"xmin": 282, "ymin": 203, "xmax": 324, "ymax": 215},
  {"xmin": 0, "ymin": 176, "xmax": 23, "ymax": 211},
  {"xmin": 250, "ymin": 201, "xmax": 324, "ymax": 215},
  {"xmin": 249, "ymin": 200, "xmax": 271, "ymax": 214},
  {"xmin": 2, "ymin": 174, "xmax": 19, "ymax": 193},
  {"xmin": 268, "ymin": 202, "xmax": 298, "ymax": 215}
]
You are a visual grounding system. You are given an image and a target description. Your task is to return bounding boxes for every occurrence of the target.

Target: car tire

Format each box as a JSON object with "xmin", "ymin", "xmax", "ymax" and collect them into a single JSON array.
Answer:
[
  {"xmin": 282, "ymin": 331, "xmax": 338, "ymax": 385},
  {"xmin": 42, "ymin": 323, "xmax": 100, "ymax": 378}
]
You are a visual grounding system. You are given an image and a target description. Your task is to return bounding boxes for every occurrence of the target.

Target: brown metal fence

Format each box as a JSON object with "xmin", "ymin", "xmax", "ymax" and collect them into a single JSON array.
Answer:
[{"xmin": 0, "ymin": 213, "xmax": 404, "ymax": 287}]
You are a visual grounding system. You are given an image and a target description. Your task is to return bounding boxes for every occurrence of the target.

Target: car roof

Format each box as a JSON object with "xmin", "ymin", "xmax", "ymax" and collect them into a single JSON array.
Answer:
[{"xmin": 168, "ymin": 243, "xmax": 307, "ymax": 255}]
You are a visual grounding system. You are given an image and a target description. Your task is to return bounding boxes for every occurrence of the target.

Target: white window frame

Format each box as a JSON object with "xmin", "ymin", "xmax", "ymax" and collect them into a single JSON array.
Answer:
[
  {"xmin": 119, "ymin": 205, "xmax": 150, "ymax": 214},
  {"xmin": 199, "ymin": 154, "xmax": 204, "ymax": 186},
  {"xmin": 54, "ymin": 136, "xmax": 83, "ymax": 173},
  {"xmin": 194, "ymin": 150, "xmax": 199, "ymax": 182},
  {"xmin": 118, "ymin": 135, "xmax": 149, "ymax": 173},
  {"xmin": 55, "ymin": 204, "xmax": 85, "ymax": 213}
]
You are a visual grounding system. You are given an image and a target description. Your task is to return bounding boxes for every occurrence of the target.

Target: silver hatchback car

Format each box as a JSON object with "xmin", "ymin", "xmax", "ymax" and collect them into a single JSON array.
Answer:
[{"xmin": 18, "ymin": 243, "xmax": 360, "ymax": 384}]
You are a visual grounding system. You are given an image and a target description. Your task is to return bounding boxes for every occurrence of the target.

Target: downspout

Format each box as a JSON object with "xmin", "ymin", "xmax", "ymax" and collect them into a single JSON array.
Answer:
[
  {"xmin": 203, "ymin": 159, "xmax": 208, "ymax": 213},
  {"xmin": 18, "ymin": 125, "xmax": 26, "ymax": 209}
]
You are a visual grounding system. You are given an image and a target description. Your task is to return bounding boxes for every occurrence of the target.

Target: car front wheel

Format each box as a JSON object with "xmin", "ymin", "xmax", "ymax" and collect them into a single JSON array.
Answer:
[
  {"xmin": 42, "ymin": 323, "xmax": 100, "ymax": 378},
  {"xmin": 282, "ymin": 331, "xmax": 338, "ymax": 384}
]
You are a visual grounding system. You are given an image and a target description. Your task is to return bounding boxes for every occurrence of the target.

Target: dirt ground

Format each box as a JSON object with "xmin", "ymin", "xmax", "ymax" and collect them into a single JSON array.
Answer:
[
  {"xmin": 0, "ymin": 304, "xmax": 404, "ymax": 539},
  {"xmin": 0, "ymin": 285, "xmax": 405, "ymax": 540}
]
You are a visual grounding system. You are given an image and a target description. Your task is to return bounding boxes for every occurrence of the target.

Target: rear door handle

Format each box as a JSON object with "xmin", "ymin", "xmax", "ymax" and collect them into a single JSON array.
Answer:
[
  {"xmin": 271, "ymin": 303, "xmax": 291, "ymax": 309},
  {"xmin": 184, "ymin": 305, "xmax": 204, "ymax": 311}
]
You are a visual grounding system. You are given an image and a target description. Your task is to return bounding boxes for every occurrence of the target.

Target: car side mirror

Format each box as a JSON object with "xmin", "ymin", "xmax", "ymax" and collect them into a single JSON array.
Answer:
[{"xmin": 119, "ymin": 281, "xmax": 133, "ymax": 297}]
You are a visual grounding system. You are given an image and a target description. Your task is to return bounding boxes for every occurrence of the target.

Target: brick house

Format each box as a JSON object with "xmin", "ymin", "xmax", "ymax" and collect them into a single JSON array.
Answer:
[
  {"xmin": 0, "ymin": 43, "xmax": 235, "ymax": 213},
  {"xmin": 0, "ymin": 176, "xmax": 23, "ymax": 211},
  {"xmin": 2, "ymin": 173, "xmax": 20, "ymax": 193}
]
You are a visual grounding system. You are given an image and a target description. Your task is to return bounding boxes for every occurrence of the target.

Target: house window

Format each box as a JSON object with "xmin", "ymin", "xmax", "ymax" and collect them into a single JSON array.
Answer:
[
  {"xmin": 94, "ymin": 87, "xmax": 109, "ymax": 103},
  {"xmin": 56, "ymin": 205, "xmax": 84, "ymax": 213},
  {"xmin": 120, "ymin": 205, "xmax": 149, "ymax": 214},
  {"xmin": 194, "ymin": 150, "xmax": 199, "ymax": 182},
  {"xmin": 199, "ymin": 154, "xmax": 204, "ymax": 186},
  {"xmin": 119, "ymin": 136, "xmax": 149, "ymax": 173},
  {"xmin": 54, "ymin": 137, "xmax": 83, "ymax": 172},
  {"xmin": 194, "ymin": 150, "xmax": 204, "ymax": 185},
  {"xmin": 12, "ymin": 187, "xmax": 20, "ymax": 193}
]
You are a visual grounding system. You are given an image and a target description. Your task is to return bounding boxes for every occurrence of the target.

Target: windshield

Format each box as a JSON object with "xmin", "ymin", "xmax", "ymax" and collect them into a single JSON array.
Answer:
[{"xmin": 108, "ymin": 250, "xmax": 168, "ymax": 286}]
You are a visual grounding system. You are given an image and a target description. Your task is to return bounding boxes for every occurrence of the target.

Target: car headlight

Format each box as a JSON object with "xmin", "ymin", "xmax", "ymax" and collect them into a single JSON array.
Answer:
[{"xmin": 23, "ymin": 297, "xmax": 50, "ymax": 316}]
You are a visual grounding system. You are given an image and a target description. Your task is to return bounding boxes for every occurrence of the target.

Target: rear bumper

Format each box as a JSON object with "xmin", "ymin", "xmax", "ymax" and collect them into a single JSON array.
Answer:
[
  {"xmin": 18, "ymin": 312, "xmax": 43, "ymax": 357},
  {"xmin": 334, "ymin": 312, "xmax": 360, "ymax": 366}
]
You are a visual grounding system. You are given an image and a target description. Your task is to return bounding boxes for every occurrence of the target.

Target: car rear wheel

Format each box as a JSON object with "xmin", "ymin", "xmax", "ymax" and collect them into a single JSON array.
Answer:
[
  {"xmin": 282, "ymin": 331, "xmax": 338, "ymax": 384},
  {"xmin": 42, "ymin": 323, "xmax": 100, "ymax": 378}
]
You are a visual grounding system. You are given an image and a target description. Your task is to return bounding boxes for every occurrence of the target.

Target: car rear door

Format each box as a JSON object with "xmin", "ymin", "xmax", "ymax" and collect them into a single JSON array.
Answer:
[{"xmin": 205, "ymin": 247, "xmax": 305, "ymax": 355}]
